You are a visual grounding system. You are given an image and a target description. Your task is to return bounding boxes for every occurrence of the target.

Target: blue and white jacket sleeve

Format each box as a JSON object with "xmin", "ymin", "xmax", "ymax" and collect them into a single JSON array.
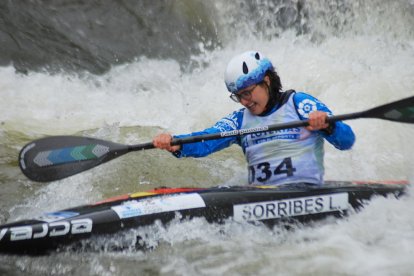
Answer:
[
  {"xmin": 293, "ymin": 92, "xmax": 355, "ymax": 150},
  {"xmin": 173, "ymin": 109, "xmax": 244, "ymax": 158}
]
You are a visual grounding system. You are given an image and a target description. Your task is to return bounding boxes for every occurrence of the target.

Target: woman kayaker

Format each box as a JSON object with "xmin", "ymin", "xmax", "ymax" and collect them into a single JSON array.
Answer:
[{"xmin": 153, "ymin": 51, "xmax": 355, "ymax": 185}]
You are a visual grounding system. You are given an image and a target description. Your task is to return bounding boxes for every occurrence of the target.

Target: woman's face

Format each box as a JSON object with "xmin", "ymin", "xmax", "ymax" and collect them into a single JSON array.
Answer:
[{"xmin": 237, "ymin": 76, "xmax": 270, "ymax": 115}]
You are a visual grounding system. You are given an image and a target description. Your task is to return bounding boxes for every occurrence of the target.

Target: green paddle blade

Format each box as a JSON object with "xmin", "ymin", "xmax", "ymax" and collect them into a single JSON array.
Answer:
[
  {"xmin": 19, "ymin": 136, "xmax": 129, "ymax": 182},
  {"xmin": 364, "ymin": 95, "xmax": 414, "ymax": 123}
]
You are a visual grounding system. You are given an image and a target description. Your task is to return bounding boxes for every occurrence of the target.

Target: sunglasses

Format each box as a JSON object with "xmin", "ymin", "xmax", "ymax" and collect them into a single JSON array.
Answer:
[{"xmin": 229, "ymin": 85, "xmax": 257, "ymax": 103}]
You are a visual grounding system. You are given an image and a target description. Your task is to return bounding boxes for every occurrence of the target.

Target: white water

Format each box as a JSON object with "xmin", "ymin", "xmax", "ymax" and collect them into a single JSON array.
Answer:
[
  {"xmin": 1, "ymin": 0, "xmax": 414, "ymax": 274},
  {"xmin": 2, "ymin": 31, "xmax": 413, "ymax": 181}
]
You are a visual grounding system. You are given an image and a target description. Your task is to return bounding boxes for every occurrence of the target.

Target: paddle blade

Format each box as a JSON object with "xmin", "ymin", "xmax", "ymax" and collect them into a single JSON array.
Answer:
[
  {"xmin": 19, "ymin": 136, "xmax": 129, "ymax": 182},
  {"xmin": 365, "ymin": 96, "xmax": 414, "ymax": 123}
]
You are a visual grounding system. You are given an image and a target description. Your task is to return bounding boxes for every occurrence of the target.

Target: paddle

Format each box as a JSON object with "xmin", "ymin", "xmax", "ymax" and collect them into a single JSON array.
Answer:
[{"xmin": 19, "ymin": 96, "xmax": 414, "ymax": 182}]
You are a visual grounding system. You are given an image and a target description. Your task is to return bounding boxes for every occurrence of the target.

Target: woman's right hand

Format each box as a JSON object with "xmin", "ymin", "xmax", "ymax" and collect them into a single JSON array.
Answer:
[{"xmin": 152, "ymin": 133, "xmax": 181, "ymax": 152}]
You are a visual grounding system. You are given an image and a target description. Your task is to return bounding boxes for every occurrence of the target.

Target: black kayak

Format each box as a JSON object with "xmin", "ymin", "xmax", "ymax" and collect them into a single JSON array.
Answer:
[{"xmin": 0, "ymin": 181, "xmax": 407, "ymax": 254}]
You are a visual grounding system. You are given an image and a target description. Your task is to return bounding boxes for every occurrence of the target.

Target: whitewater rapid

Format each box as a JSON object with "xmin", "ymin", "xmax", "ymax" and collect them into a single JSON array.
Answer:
[{"xmin": 1, "ymin": 0, "xmax": 413, "ymax": 275}]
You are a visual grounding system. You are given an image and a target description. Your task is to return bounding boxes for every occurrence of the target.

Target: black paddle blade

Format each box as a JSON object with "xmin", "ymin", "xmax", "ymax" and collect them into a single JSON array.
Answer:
[
  {"xmin": 365, "ymin": 96, "xmax": 414, "ymax": 123},
  {"xmin": 19, "ymin": 136, "xmax": 129, "ymax": 182}
]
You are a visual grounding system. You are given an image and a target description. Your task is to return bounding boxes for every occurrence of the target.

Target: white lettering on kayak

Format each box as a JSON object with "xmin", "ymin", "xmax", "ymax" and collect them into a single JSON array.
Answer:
[
  {"xmin": 49, "ymin": 221, "xmax": 70, "ymax": 237},
  {"xmin": 233, "ymin": 193, "xmax": 349, "ymax": 222},
  {"xmin": 10, "ymin": 226, "xmax": 32, "ymax": 241},
  {"xmin": 111, "ymin": 193, "xmax": 206, "ymax": 219},
  {"xmin": 33, "ymin": 223, "xmax": 48, "ymax": 239},
  {"xmin": 1, "ymin": 218, "xmax": 93, "ymax": 242},
  {"xmin": 71, "ymin": 219, "xmax": 93, "ymax": 234}
]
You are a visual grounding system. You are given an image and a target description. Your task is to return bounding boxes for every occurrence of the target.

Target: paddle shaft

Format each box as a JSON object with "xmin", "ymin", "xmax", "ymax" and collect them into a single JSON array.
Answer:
[{"xmin": 128, "ymin": 111, "xmax": 366, "ymax": 152}]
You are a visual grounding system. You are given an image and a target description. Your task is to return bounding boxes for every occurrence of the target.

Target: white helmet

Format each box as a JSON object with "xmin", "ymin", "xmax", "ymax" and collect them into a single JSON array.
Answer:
[{"xmin": 224, "ymin": 51, "xmax": 274, "ymax": 93}]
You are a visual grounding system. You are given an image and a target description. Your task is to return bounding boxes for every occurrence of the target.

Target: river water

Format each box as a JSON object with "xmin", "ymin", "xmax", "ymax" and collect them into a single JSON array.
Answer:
[{"xmin": 1, "ymin": 0, "xmax": 414, "ymax": 275}]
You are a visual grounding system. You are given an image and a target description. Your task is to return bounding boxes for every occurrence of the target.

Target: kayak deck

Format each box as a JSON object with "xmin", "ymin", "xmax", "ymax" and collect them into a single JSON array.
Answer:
[{"xmin": 0, "ymin": 181, "xmax": 407, "ymax": 254}]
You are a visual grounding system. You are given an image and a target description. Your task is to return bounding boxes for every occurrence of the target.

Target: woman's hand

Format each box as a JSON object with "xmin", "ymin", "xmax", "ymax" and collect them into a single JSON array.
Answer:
[
  {"xmin": 306, "ymin": 111, "xmax": 330, "ymax": 131},
  {"xmin": 152, "ymin": 133, "xmax": 181, "ymax": 152}
]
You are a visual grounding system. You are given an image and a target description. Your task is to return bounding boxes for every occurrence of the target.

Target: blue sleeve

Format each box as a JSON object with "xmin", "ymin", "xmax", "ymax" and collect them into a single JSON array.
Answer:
[
  {"xmin": 173, "ymin": 109, "xmax": 244, "ymax": 158},
  {"xmin": 293, "ymin": 92, "xmax": 355, "ymax": 150}
]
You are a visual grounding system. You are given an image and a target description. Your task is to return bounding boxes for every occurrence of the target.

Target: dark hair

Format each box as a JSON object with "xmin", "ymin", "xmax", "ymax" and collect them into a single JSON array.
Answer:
[
  {"xmin": 258, "ymin": 70, "xmax": 283, "ymax": 115},
  {"xmin": 267, "ymin": 70, "xmax": 283, "ymax": 94}
]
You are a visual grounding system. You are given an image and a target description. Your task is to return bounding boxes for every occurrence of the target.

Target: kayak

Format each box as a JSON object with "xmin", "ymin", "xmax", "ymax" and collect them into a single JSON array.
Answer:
[{"xmin": 0, "ymin": 180, "xmax": 407, "ymax": 254}]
